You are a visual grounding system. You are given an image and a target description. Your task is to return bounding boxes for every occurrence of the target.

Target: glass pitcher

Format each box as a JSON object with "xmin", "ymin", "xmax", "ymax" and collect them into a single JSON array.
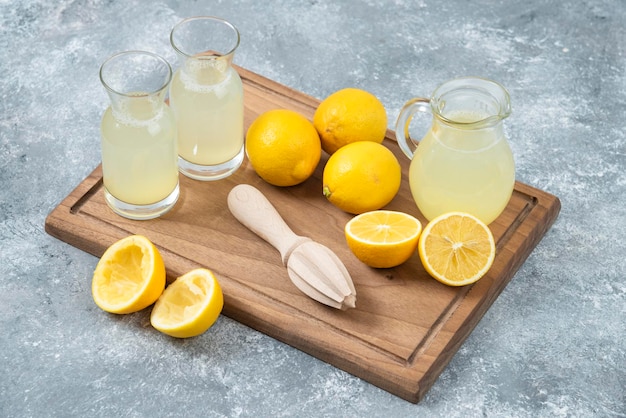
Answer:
[{"xmin": 395, "ymin": 77, "xmax": 515, "ymax": 225}]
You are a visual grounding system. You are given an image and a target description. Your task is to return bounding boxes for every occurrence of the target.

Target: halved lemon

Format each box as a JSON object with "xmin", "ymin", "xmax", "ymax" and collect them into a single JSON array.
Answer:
[
  {"xmin": 91, "ymin": 235, "xmax": 166, "ymax": 314},
  {"xmin": 418, "ymin": 212, "xmax": 496, "ymax": 286},
  {"xmin": 345, "ymin": 210, "xmax": 422, "ymax": 268},
  {"xmin": 150, "ymin": 268, "xmax": 224, "ymax": 338}
]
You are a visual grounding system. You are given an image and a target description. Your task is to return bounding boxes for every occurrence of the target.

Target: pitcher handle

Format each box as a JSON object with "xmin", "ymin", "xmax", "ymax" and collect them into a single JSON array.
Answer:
[{"xmin": 395, "ymin": 97, "xmax": 431, "ymax": 159}]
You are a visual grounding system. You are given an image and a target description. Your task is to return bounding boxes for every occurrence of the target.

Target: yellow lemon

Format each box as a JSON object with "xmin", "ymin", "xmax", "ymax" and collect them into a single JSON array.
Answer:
[
  {"xmin": 92, "ymin": 235, "xmax": 166, "ymax": 314},
  {"xmin": 313, "ymin": 88, "xmax": 387, "ymax": 154},
  {"xmin": 345, "ymin": 210, "xmax": 422, "ymax": 268},
  {"xmin": 246, "ymin": 109, "xmax": 321, "ymax": 186},
  {"xmin": 418, "ymin": 212, "xmax": 496, "ymax": 286},
  {"xmin": 323, "ymin": 141, "xmax": 401, "ymax": 214},
  {"xmin": 150, "ymin": 268, "xmax": 224, "ymax": 338}
]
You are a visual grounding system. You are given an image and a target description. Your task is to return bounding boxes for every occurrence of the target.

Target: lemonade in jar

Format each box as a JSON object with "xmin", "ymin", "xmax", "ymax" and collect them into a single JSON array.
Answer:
[
  {"xmin": 169, "ymin": 16, "xmax": 244, "ymax": 181},
  {"xmin": 99, "ymin": 51, "xmax": 179, "ymax": 220}
]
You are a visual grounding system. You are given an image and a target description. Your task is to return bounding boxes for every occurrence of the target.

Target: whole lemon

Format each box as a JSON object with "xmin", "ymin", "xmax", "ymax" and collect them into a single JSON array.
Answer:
[
  {"xmin": 313, "ymin": 88, "xmax": 387, "ymax": 155},
  {"xmin": 246, "ymin": 109, "xmax": 322, "ymax": 187},
  {"xmin": 323, "ymin": 141, "xmax": 401, "ymax": 214}
]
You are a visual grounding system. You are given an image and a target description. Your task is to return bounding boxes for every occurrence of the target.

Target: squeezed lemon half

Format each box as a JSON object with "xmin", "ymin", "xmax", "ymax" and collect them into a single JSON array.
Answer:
[
  {"xmin": 91, "ymin": 235, "xmax": 166, "ymax": 314},
  {"xmin": 150, "ymin": 268, "xmax": 224, "ymax": 338}
]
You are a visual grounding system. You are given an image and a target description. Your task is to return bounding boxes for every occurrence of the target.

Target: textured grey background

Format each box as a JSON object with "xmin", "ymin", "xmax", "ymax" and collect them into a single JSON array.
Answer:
[{"xmin": 1, "ymin": 0, "xmax": 624, "ymax": 417}]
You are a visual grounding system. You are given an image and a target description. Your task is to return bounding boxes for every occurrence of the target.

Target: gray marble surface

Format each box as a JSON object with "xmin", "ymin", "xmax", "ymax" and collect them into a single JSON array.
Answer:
[{"xmin": 1, "ymin": 0, "xmax": 624, "ymax": 417}]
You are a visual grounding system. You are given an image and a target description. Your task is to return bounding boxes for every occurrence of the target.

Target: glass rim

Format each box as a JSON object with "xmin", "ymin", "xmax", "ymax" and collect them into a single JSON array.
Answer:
[
  {"xmin": 99, "ymin": 50, "xmax": 173, "ymax": 98},
  {"xmin": 431, "ymin": 76, "xmax": 512, "ymax": 127},
  {"xmin": 170, "ymin": 16, "xmax": 241, "ymax": 59}
]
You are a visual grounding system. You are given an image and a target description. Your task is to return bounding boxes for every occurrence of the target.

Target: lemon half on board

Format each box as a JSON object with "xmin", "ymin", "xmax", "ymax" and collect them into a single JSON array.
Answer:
[
  {"xmin": 418, "ymin": 212, "xmax": 496, "ymax": 286},
  {"xmin": 345, "ymin": 210, "xmax": 422, "ymax": 268},
  {"xmin": 150, "ymin": 268, "xmax": 224, "ymax": 338},
  {"xmin": 91, "ymin": 235, "xmax": 166, "ymax": 314}
]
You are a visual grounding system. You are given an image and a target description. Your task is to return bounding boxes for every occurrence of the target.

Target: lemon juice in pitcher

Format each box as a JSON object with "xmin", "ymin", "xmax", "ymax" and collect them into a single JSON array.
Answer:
[
  {"xmin": 396, "ymin": 77, "xmax": 515, "ymax": 224},
  {"xmin": 408, "ymin": 109, "xmax": 515, "ymax": 223}
]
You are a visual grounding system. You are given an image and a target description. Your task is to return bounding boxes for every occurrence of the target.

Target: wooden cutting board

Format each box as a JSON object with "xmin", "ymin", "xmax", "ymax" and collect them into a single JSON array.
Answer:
[{"xmin": 45, "ymin": 65, "xmax": 561, "ymax": 403}]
